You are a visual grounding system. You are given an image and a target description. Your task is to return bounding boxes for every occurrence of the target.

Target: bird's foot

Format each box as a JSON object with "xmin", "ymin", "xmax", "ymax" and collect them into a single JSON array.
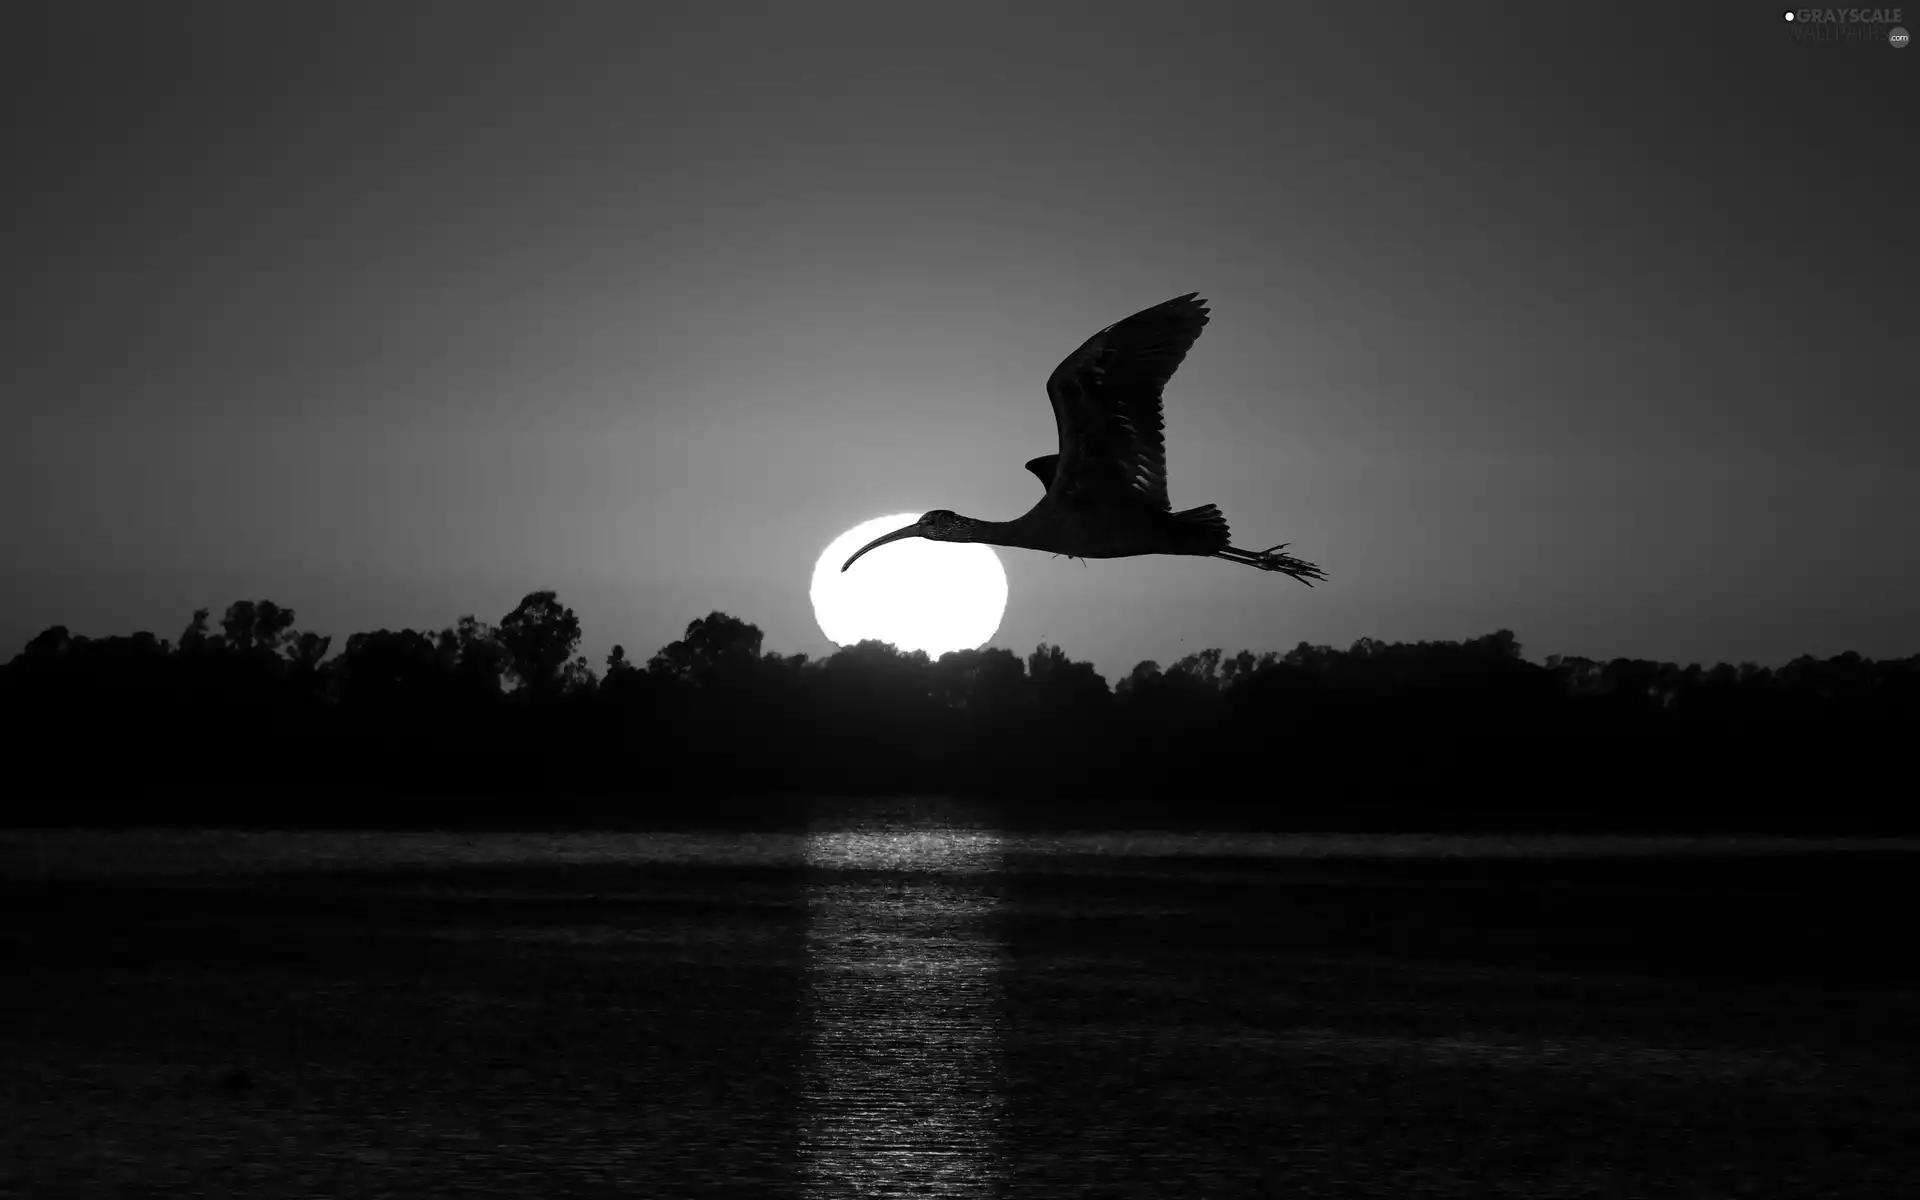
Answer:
[{"xmin": 1249, "ymin": 543, "xmax": 1327, "ymax": 586}]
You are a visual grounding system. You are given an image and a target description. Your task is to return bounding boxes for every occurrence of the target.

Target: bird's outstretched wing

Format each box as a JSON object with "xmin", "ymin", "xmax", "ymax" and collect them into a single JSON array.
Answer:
[{"xmin": 1043, "ymin": 293, "xmax": 1209, "ymax": 510}]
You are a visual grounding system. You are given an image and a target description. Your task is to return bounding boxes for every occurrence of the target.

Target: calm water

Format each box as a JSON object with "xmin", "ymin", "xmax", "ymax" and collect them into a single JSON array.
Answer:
[{"xmin": 4, "ymin": 803, "xmax": 1918, "ymax": 1197}]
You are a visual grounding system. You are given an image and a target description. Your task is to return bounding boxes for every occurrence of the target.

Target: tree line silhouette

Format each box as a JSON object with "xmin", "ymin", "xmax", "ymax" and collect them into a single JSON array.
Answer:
[{"xmin": 3, "ymin": 591, "xmax": 1911, "ymax": 830}]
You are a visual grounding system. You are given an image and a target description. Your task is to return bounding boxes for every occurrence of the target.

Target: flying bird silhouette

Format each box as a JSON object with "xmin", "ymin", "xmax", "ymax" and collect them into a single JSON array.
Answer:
[{"xmin": 843, "ymin": 294, "xmax": 1326, "ymax": 584}]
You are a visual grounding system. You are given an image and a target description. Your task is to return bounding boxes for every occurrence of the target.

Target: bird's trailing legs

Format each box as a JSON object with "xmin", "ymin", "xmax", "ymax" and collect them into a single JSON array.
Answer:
[{"xmin": 1212, "ymin": 543, "xmax": 1326, "ymax": 586}]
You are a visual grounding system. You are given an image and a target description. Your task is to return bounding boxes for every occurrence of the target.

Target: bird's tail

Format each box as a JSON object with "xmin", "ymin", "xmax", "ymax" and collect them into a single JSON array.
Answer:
[{"xmin": 1169, "ymin": 503, "xmax": 1232, "ymax": 553}]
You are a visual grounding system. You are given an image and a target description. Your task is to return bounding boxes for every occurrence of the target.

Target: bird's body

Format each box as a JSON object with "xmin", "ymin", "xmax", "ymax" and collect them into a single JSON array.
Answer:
[
  {"xmin": 953, "ymin": 499, "xmax": 1226, "ymax": 560},
  {"xmin": 843, "ymin": 294, "xmax": 1325, "ymax": 584}
]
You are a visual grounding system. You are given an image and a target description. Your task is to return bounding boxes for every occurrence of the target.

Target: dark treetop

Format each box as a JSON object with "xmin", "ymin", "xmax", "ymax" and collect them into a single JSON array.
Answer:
[{"xmin": 5, "ymin": 593, "xmax": 1913, "ymax": 832}]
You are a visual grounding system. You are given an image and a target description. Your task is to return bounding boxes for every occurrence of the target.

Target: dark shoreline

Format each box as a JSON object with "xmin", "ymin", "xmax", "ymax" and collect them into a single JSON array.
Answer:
[{"xmin": 16, "ymin": 782, "xmax": 1918, "ymax": 837}]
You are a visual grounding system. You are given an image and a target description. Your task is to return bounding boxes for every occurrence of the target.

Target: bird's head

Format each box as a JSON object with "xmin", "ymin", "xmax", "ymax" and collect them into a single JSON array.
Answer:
[{"xmin": 841, "ymin": 509, "xmax": 981, "ymax": 571}]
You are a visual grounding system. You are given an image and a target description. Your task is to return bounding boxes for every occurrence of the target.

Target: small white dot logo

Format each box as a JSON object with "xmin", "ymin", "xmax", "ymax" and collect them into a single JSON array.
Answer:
[
  {"xmin": 1892, "ymin": 26, "xmax": 1910, "ymax": 46},
  {"xmin": 1784, "ymin": 9, "xmax": 1795, "ymax": 19}
]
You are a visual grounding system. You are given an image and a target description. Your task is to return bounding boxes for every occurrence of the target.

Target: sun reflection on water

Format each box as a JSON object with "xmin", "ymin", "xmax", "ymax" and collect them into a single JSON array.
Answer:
[{"xmin": 802, "ymin": 821, "xmax": 1004, "ymax": 1197}]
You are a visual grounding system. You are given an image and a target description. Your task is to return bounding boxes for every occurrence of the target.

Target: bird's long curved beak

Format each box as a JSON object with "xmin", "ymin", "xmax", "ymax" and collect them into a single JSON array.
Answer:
[{"xmin": 842, "ymin": 522, "xmax": 927, "ymax": 571}]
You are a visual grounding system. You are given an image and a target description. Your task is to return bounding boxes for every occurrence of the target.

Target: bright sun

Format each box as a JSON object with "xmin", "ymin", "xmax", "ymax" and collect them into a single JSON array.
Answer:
[{"xmin": 810, "ymin": 513, "xmax": 1008, "ymax": 658}]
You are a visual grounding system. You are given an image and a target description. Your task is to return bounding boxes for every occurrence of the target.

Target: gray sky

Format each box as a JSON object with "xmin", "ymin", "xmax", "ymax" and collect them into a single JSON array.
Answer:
[{"xmin": 4, "ymin": 2, "xmax": 1913, "ymax": 681}]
